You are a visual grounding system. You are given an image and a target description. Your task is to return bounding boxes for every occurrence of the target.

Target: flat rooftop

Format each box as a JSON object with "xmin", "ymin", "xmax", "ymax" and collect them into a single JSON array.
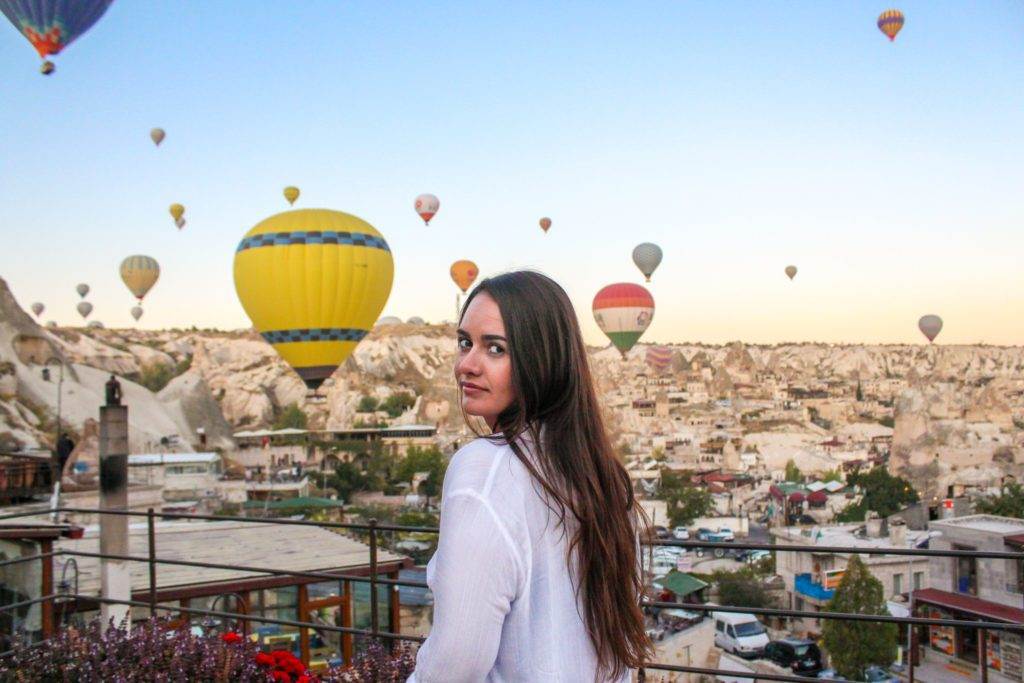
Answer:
[{"xmin": 929, "ymin": 514, "xmax": 1024, "ymax": 535}]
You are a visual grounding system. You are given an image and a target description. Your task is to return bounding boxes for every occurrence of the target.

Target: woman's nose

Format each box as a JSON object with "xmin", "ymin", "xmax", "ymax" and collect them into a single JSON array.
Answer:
[{"xmin": 456, "ymin": 348, "xmax": 481, "ymax": 377}]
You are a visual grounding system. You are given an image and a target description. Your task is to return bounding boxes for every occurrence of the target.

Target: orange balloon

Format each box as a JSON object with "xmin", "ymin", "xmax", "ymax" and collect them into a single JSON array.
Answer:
[
  {"xmin": 450, "ymin": 260, "xmax": 479, "ymax": 293},
  {"xmin": 539, "ymin": 217, "xmax": 552, "ymax": 233}
]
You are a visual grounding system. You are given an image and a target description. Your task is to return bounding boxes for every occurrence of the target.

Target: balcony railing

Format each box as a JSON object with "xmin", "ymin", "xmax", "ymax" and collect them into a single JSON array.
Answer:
[
  {"xmin": 0, "ymin": 505, "xmax": 1022, "ymax": 682},
  {"xmin": 0, "ymin": 457, "xmax": 53, "ymax": 503}
]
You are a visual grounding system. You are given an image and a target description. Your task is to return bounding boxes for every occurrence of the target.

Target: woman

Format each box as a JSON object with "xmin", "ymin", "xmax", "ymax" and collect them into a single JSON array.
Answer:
[{"xmin": 409, "ymin": 271, "xmax": 651, "ymax": 682}]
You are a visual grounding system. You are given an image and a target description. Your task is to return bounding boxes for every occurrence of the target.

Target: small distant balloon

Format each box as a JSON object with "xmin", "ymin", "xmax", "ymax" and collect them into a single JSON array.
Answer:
[
  {"xmin": 131, "ymin": 306, "xmax": 143, "ymax": 322},
  {"xmin": 75, "ymin": 283, "xmax": 89, "ymax": 299},
  {"xmin": 30, "ymin": 302, "xmax": 44, "ymax": 317},
  {"xmin": 175, "ymin": 217, "xmax": 186, "ymax": 230},
  {"xmin": 450, "ymin": 260, "xmax": 479, "ymax": 293},
  {"xmin": 785, "ymin": 265, "xmax": 798, "ymax": 280},
  {"xmin": 632, "ymin": 243, "xmax": 663, "ymax": 282},
  {"xmin": 877, "ymin": 9, "xmax": 904, "ymax": 41},
  {"xmin": 87, "ymin": 320, "xmax": 103, "ymax": 329},
  {"xmin": 539, "ymin": 217, "xmax": 552, "ymax": 233},
  {"xmin": 918, "ymin": 314, "xmax": 942, "ymax": 343},
  {"xmin": 283, "ymin": 186, "xmax": 300, "ymax": 206},
  {"xmin": 76, "ymin": 301, "xmax": 93, "ymax": 320},
  {"xmin": 169, "ymin": 203, "xmax": 185, "ymax": 223},
  {"xmin": 414, "ymin": 194, "xmax": 440, "ymax": 225},
  {"xmin": 150, "ymin": 128, "xmax": 165, "ymax": 146},
  {"xmin": 120, "ymin": 255, "xmax": 160, "ymax": 302}
]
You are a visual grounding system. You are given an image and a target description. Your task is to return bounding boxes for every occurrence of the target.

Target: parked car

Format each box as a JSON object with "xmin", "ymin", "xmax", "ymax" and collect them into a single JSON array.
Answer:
[
  {"xmin": 653, "ymin": 525, "xmax": 671, "ymax": 539},
  {"xmin": 745, "ymin": 549, "xmax": 771, "ymax": 564},
  {"xmin": 763, "ymin": 638, "xmax": 823, "ymax": 676},
  {"xmin": 712, "ymin": 611, "xmax": 769, "ymax": 658},
  {"xmin": 863, "ymin": 666, "xmax": 899, "ymax": 682},
  {"xmin": 672, "ymin": 526, "xmax": 690, "ymax": 540},
  {"xmin": 696, "ymin": 527, "xmax": 715, "ymax": 541},
  {"xmin": 816, "ymin": 670, "xmax": 846, "ymax": 681},
  {"xmin": 716, "ymin": 527, "xmax": 735, "ymax": 541}
]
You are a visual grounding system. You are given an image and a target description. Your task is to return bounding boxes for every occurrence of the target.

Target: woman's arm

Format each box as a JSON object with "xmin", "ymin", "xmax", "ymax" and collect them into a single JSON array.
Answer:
[{"xmin": 408, "ymin": 489, "xmax": 523, "ymax": 682}]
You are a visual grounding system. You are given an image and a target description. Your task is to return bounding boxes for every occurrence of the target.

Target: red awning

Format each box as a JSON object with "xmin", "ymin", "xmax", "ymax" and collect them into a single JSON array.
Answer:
[
  {"xmin": 912, "ymin": 588, "xmax": 1024, "ymax": 624},
  {"xmin": 1004, "ymin": 533, "xmax": 1024, "ymax": 548},
  {"xmin": 807, "ymin": 490, "xmax": 828, "ymax": 504},
  {"xmin": 788, "ymin": 491, "xmax": 806, "ymax": 503},
  {"xmin": 769, "ymin": 485, "xmax": 783, "ymax": 499}
]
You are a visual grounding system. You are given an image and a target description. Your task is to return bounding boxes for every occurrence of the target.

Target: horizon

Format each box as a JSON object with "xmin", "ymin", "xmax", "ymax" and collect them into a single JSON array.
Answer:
[{"xmin": 2, "ymin": 2, "xmax": 1022, "ymax": 347}]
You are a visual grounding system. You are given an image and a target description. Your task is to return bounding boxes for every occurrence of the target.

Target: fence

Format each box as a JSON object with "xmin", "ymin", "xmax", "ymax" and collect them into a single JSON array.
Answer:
[{"xmin": 0, "ymin": 505, "xmax": 1022, "ymax": 682}]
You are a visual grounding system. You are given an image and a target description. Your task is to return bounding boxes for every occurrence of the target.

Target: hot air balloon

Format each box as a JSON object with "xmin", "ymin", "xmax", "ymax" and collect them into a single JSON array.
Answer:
[
  {"xmin": 450, "ymin": 260, "xmax": 479, "ymax": 293},
  {"xmin": 233, "ymin": 209, "xmax": 395, "ymax": 390},
  {"xmin": 0, "ymin": 0, "xmax": 114, "ymax": 75},
  {"xmin": 75, "ymin": 283, "xmax": 89, "ymax": 299},
  {"xmin": 632, "ymin": 243, "xmax": 663, "ymax": 282},
  {"xmin": 539, "ymin": 217, "xmax": 552, "ymax": 233},
  {"xmin": 785, "ymin": 265, "xmax": 797, "ymax": 280},
  {"xmin": 120, "ymin": 255, "xmax": 160, "ymax": 302},
  {"xmin": 169, "ymin": 204, "xmax": 185, "ymax": 223},
  {"xmin": 283, "ymin": 186, "xmax": 300, "ymax": 206},
  {"xmin": 918, "ymin": 314, "xmax": 942, "ymax": 343},
  {"xmin": 150, "ymin": 128, "xmax": 165, "ymax": 146},
  {"xmin": 645, "ymin": 345, "xmax": 673, "ymax": 374},
  {"xmin": 76, "ymin": 301, "xmax": 93, "ymax": 320},
  {"xmin": 414, "ymin": 194, "xmax": 440, "ymax": 225},
  {"xmin": 87, "ymin": 320, "xmax": 103, "ymax": 329},
  {"xmin": 131, "ymin": 306, "xmax": 143, "ymax": 322},
  {"xmin": 30, "ymin": 302, "xmax": 44, "ymax": 318},
  {"xmin": 877, "ymin": 9, "xmax": 904, "ymax": 41},
  {"xmin": 175, "ymin": 217, "xmax": 186, "ymax": 230},
  {"xmin": 593, "ymin": 283, "xmax": 655, "ymax": 357}
]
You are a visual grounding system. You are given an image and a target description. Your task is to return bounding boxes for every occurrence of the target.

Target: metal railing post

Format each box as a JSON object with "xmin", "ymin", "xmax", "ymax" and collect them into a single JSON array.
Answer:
[
  {"xmin": 369, "ymin": 518, "xmax": 379, "ymax": 638},
  {"xmin": 147, "ymin": 507, "xmax": 157, "ymax": 619}
]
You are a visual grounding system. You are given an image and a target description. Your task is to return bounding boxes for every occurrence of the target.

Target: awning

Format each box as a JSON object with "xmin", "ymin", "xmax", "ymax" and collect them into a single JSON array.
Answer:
[
  {"xmin": 912, "ymin": 588, "xmax": 1024, "ymax": 624},
  {"xmin": 788, "ymin": 491, "xmax": 806, "ymax": 503},
  {"xmin": 807, "ymin": 490, "xmax": 828, "ymax": 505},
  {"xmin": 656, "ymin": 569, "xmax": 709, "ymax": 598},
  {"xmin": 1004, "ymin": 533, "xmax": 1024, "ymax": 548}
]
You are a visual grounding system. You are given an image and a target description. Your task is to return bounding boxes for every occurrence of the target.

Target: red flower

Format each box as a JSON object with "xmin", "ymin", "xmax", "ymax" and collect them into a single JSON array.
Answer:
[
  {"xmin": 255, "ymin": 652, "xmax": 275, "ymax": 667},
  {"xmin": 271, "ymin": 672, "xmax": 291, "ymax": 683},
  {"xmin": 220, "ymin": 632, "xmax": 243, "ymax": 644}
]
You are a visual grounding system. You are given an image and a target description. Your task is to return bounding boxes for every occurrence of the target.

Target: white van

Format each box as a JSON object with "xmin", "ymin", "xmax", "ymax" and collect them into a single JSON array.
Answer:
[{"xmin": 712, "ymin": 611, "xmax": 769, "ymax": 658}]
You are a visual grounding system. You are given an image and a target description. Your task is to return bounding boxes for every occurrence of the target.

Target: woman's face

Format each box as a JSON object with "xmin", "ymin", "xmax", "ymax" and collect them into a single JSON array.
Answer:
[{"xmin": 455, "ymin": 292, "xmax": 514, "ymax": 430}]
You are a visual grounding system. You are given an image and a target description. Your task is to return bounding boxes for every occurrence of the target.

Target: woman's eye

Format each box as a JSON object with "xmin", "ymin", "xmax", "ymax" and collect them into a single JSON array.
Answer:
[
  {"xmin": 457, "ymin": 338, "xmax": 471, "ymax": 351},
  {"xmin": 487, "ymin": 343, "xmax": 505, "ymax": 355}
]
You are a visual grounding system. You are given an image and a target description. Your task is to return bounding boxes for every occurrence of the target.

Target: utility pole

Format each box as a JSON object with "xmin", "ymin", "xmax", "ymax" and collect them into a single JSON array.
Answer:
[{"xmin": 99, "ymin": 376, "xmax": 130, "ymax": 629}]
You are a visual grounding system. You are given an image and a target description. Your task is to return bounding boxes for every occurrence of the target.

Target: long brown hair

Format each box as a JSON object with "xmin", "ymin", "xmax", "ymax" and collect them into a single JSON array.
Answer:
[{"xmin": 458, "ymin": 271, "xmax": 652, "ymax": 679}]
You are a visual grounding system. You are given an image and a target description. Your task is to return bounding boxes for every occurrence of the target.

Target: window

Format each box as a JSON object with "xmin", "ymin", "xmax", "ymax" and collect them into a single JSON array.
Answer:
[
  {"xmin": 954, "ymin": 545, "xmax": 977, "ymax": 595},
  {"xmin": 893, "ymin": 574, "xmax": 903, "ymax": 595},
  {"xmin": 914, "ymin": 572, "xmax": 923, "ymax": 590}
]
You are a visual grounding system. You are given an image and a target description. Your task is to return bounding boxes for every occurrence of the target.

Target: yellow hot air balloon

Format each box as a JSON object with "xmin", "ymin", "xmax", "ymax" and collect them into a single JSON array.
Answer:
[
  {"xmin": 283, "ymin": 186, "xmax": 300, "ymax": 205},
  {"xmin": 169, "ymin": 203, "xmax": 185, "ymax": 222},
  {"xmin": 450, "ymin": 260, "xmax": 479, "ymax": 293},
  {"xmin": 119, "ymin": 255, "xmax": 160, "ymax": 301},
  {"xmin": 877, "ymin": 9, "xmax": 904, "ymax": 41},
  {"xmin": 233, "ymin": 209, "xmax": 394, "ymax": 390}
]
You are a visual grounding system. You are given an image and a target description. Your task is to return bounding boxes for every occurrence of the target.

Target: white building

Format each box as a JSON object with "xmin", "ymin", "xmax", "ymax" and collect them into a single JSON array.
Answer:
[{"xmin": 128, "ymin": 453, "xmax": 247, "ymax": 509}]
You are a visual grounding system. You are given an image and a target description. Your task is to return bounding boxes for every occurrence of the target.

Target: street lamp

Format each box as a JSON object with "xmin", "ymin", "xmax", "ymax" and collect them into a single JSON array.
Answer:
[{"xmin": 42, "ymin": 358, "xmax": 64, "ymax": 520}]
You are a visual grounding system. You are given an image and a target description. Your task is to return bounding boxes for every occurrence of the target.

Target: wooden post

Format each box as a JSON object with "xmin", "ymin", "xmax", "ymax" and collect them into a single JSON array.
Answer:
[
  {"xmin": 341, "ymin": 581, "xmax": 353, "ymax": 665},
  {"xmin": 239, "ymin": 591, "xmax": 251, "ymax": 637},
  {"xmin": 298, "ymin": 584, "xmax": 310, "ymax": 667},
  {"xmin": 389, "ymin": 571, "xmax": 401, "ymax": 652},
  {"xmin": 980, "ymin": 629, "xmax": 988, "ymax": 683},
  {"xmin": 40, "ymin": 540, "xmax": 54, "ymax": 638}
]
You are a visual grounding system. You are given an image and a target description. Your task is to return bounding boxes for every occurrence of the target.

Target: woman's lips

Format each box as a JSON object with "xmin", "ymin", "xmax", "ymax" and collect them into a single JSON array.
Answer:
[{"xmin": 461, "ymin": 381, "xmax": 486, "ymax": 395}]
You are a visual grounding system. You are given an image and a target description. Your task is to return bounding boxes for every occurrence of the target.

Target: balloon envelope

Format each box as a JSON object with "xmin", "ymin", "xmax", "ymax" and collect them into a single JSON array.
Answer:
[
  {"xmin": 169, "ymin": 204, "xmax": 185, "ymax": 222},
  {"xmin": 233, "ymin": 209, "xmax": 395, "ymax": 390},
  {"xmin": 414, "ymin": 194, "xmax": 439, "ymax": 224},
  {"xmin": 877, "ymin": 9, "xmax": 904, "ymax": 41},
  {"xmin": 76, "ymin": 301, "xmax": 92, "ymax": 319},
  {"xmin": 645, "ymin": 345, "xmax": 673, "ymax": 374},
  {"xmin": 449, "ymin": 260, "xmax": 479, "ymax": 293},
  {"xmin": 30, "ymin": 302, "xmax": 44, "ymax": 317},
  {"xmin": 539, "ymin": 217, "xmax": 552, "ymax": 233},
  {"xmin": 120, "ymin": 255, "xmax": 160, "ymax": 301},
  {"xmin": 0, "ymin": 0, "xmax": 114, "ymax": 67},
  {"xmin": 918, "ymin": 314, "xmax": 942, "ymax": 343},
  {"xmin": 175, "ymin": 217, "xmax": 186, "ymax": 230},
  {"xmin": 284, "ymin": 186, "xmax": 300, "ymax": 206},
  {"xmin": 150, "ymin": 128, "xmax": 165, "ymax": 146},
  {"xmin": 593, "ymin": 283, "xmax": 655, "ymax": 356},
  {"xmin": 131, "ymin": 306, "xmax": 143, "ymax": 322},
  {"xmin": 785, "ymin": 265, "xmax": 797, "ymax": 280},
  {"xmin": 632, "ymin": 243, "xmax": 663, "ymax": 282},
  {"xmin": 75, "ymin": 283, "xmax": 89, "ymax": 299}
]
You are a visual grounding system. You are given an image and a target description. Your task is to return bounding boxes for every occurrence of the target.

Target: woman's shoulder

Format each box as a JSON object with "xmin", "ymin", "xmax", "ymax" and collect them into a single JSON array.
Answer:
[{"xmin": 442, "ymin": 437, "xmax": 527, "ymax": 499}]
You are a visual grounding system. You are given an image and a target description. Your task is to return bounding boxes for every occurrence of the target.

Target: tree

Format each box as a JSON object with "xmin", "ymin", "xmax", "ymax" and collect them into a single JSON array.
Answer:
[
  {"xmin": 658, "ymin": 469, "xmax": 713, "ymax": 527},
  {"xmin": 381, "ymin": 392, "xmax": 416, "ymax": 418},
  {"xmin": 822, "ymin": 469, "xmax": 843, "ymax": 483},
  {"xmin": 328, "ymin": 461, "xmax": 368, "ymax": 503},
  {"xmin": 273, "ymin": 403, "xmax": 308, "ymax": 430},
  {"xmin": 393, "ymin": 446, "xmax": 448, "ymax": 503},
  {"xmin": 651, "ymin": 447, "xmax": 666, "ymax": 463},
  {"xmin": 836, "ymin": 466, "xmax": 919, "ymax": 521},
  {"xmin": 821, "ymin": 555, "xmax": 897, "ymax": 679},
  {"xmin": 975, "ymin": 482, "xmax": 1024, "ymax": 518},
  {"xmin": 784, "ymin": 459, "xmax": 803, "ymax": 483},
  {"xmin": 356, "ymin": 396, "xmax": 379, "ymax": 413},
  {"xmin": 856, "ymin": 382, "xmax": 864, "ymax": 402},
  {"xmin": 712, "ymin": 567, "xmax": 775, "ymax": 609}
]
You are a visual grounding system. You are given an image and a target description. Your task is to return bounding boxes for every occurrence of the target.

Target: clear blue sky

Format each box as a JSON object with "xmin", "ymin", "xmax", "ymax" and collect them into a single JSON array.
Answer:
[{"xmin": 2, "ymin": 1, "xmax": 1022, "ymax": 345}]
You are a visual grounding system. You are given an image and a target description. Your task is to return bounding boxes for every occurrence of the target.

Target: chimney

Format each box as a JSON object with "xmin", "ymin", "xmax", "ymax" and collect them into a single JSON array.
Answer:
[
  {"xmin": 888, "ymin": 519, "xmax": 907, "ymax": 547},
  {"xmin": 865, "ymin": 511, "xmax": 883, "ymax": 538}
]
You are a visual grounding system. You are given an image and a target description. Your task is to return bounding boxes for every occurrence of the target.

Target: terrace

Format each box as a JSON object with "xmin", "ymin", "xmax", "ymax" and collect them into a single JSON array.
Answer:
[{"xmin": 0, "ymin": 506, "xmax": 1021, "ymax": 681}]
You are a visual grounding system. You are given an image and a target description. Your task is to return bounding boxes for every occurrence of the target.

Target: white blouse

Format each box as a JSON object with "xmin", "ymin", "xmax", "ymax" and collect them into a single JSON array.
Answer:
[{"xmin": 407, "ymin": 436, "xmax": 634, "ymax": 683}]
